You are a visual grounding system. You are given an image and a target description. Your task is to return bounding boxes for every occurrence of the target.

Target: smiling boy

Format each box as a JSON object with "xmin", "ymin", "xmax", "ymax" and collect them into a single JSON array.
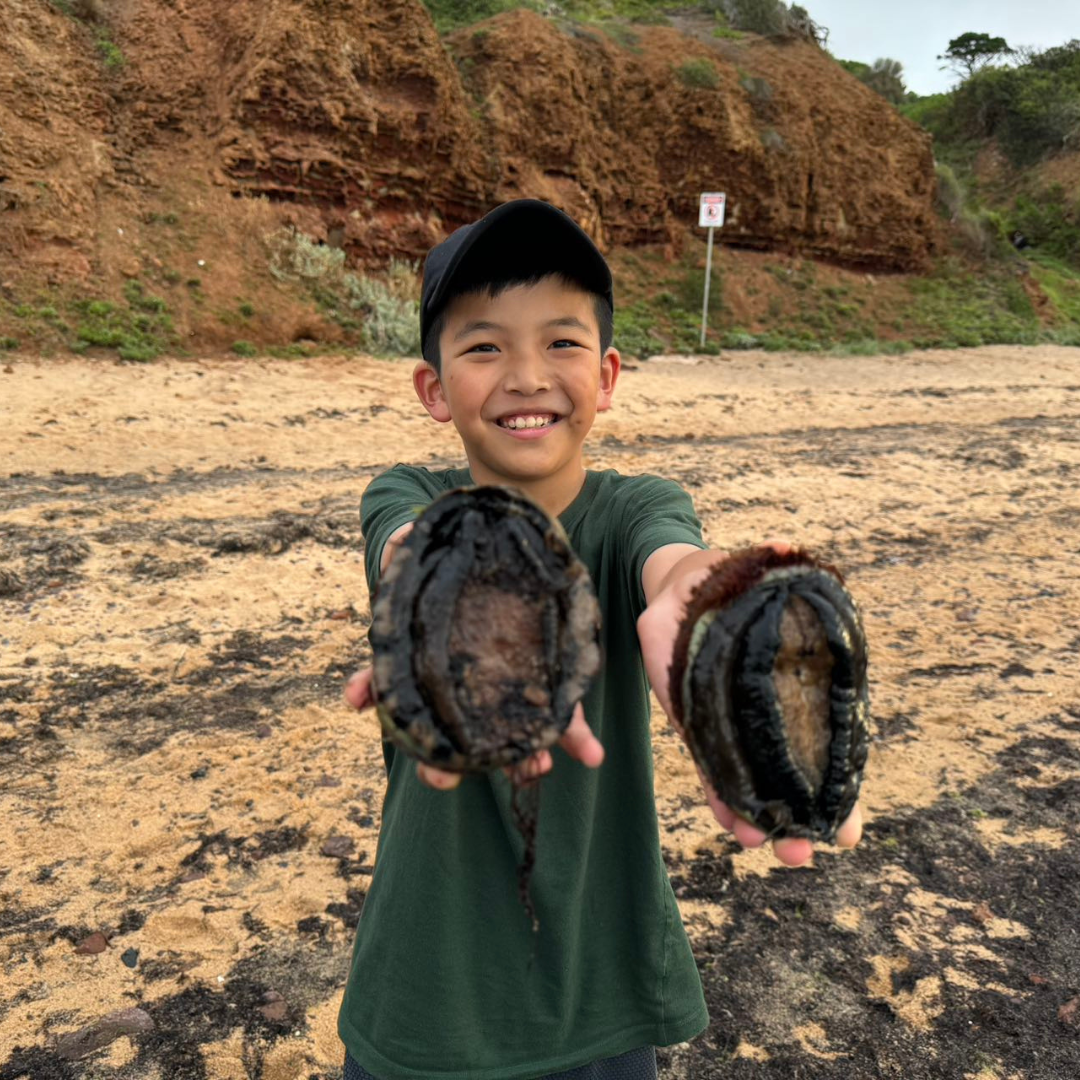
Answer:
[{"xmin": 338, "ymin": 200, "xmax": 861, "ymax": 1080}]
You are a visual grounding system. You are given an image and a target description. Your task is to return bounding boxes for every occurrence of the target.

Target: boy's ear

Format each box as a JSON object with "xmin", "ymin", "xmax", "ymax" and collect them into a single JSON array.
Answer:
[
  {"xmin": 413, "ymin": 361, "xmax": 452, "ymax": 423},
  {"xmin": 596, "ymin": 347, "xmax": 621, "ymax": 413}
]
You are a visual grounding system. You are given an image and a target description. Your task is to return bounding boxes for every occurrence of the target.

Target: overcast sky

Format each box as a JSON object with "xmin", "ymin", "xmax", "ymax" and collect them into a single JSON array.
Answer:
[{"xmin": 805, "ymin": 0, "xmax": 1078, "ymax": 96}]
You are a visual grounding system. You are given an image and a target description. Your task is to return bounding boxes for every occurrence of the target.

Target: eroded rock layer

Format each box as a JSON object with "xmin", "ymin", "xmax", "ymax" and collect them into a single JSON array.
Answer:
[{"xmin": 0, "ymin": 1, "xmax": 935, "ymax": 285}]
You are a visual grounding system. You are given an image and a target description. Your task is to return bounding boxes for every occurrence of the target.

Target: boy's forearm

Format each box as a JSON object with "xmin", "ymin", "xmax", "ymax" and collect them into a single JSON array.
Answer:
[
  {"xmin": 650, "ymin": 542, "xmax": 793, "ymax": 607},
  {"xmin": 652, "ymin": 548, "xmax": 728, "ymax": 603}
]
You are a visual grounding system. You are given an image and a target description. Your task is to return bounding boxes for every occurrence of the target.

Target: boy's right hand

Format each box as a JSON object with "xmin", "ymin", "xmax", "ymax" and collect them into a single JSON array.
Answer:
[
  {"xmin": 344, "ymin": 668, "xmax": 603, "ymax": 790},
  {"xmin": 350, "ymin": 519, "xmax": 604, "ymax": 790}
]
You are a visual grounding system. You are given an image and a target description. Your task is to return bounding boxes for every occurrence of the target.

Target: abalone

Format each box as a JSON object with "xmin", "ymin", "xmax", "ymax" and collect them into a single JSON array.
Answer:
[
  {"xmin": 669, "ymin": 546, "xmax": 869, "ymax": 842},
  {"xmin": 369, "ymin": 485, "xmax": 602, "ymax": 772}
]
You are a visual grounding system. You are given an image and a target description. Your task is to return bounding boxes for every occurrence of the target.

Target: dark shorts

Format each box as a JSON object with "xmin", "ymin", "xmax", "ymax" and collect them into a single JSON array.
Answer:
[{"xmin": 343, "ymin": 1045, "xmax": 658, "ymax": 1080}]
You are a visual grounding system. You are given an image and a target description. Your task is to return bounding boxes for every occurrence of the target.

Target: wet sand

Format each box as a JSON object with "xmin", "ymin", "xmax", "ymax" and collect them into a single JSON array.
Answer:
[{"xmin": 1, "ymin": 345, "xmax": 1078, "ymax": 1078}]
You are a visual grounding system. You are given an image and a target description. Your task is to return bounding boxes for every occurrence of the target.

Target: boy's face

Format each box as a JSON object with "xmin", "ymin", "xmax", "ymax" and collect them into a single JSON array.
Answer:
[{"xmin": 414, "ymin": 277, "xmax": 619, "ymax": 490}]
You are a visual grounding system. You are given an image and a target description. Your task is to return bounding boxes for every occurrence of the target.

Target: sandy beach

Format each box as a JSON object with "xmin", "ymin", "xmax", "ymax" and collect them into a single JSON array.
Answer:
[{"xmin": 1, "ymin": 345, "xmax": 1078, "ymax": 1079}]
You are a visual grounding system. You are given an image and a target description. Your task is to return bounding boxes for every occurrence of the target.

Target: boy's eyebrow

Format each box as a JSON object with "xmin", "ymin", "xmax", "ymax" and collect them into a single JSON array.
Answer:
[
  {"xmin": 453, "ymin": 320, "xmax": 505, "ymax": 341},
  {"xmin": 452, "ymin": 316, "xmax": 592, "ymax": 341},
  {"xmin": 543, "ymin": 317, "xmax": 591, "ymax": 333}
]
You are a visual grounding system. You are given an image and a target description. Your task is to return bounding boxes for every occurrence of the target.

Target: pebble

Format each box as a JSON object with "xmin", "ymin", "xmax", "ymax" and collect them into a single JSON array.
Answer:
[
  {"xmin": 120, "ymin": 947, "xmax": 139, "ymax": 968},
  {"xmin": 260, "ymin": 989, "xmax": 289, "ymax": 1022},
  {"xmin": 75, "ymin": 932, "xmax": 109, "ymax": 955},
  {"xmin": 55, "ymin": 1007, "xmax": 154, "ymax": 1061},
  {"xmin": 321, "ymin": 834, "xmax": 356, "ymax": 858}
]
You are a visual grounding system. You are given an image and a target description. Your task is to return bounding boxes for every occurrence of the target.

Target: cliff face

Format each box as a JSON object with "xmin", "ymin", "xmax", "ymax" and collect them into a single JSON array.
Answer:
[
  {"xmin": 450, "ymin": 11, "xmax": 935, "ymax": 267},
  {"xmin": 0, "ymin": 0, "xmax": 935, "ymax": 293}
]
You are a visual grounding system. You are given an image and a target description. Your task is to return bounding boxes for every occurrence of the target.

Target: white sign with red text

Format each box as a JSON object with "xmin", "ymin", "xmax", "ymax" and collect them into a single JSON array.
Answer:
[{"xmin": 699, "ymin": 192, "xmax": 726, "ymax": 228}]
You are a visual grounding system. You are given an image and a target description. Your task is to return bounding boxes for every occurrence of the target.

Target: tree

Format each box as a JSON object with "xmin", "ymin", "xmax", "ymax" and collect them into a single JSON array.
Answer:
[{"xmin": 938, "ymin": 32, "xmax": 1013, "ymax": 80}]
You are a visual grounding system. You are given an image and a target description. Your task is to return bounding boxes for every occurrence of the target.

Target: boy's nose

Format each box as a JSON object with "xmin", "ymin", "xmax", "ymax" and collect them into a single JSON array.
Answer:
[{"xmin": 503, "ymin": 352, "xmax": 551, "ymax": 394}]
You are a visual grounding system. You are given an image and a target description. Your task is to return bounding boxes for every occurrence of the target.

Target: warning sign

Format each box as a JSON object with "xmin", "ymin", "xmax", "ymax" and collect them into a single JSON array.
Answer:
[{"xmin": 699, "ymin": 192, "xmax": 726, "ymax": 228}]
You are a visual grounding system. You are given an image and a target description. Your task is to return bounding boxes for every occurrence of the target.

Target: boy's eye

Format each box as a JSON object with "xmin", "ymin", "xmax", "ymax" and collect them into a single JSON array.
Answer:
[
  {"xmin": 464, "ymin": 343, "xmax": 499, "ymax": 355},
  {"xmin": 552, "ymin": 339, "xmax": 583, "ymax": 350}
]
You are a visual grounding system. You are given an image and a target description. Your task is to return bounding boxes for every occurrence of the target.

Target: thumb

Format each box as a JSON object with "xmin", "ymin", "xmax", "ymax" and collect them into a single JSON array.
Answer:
[
  {"xmin": 558, "ymin": 702, "xmax": 604, "ymax": 769},
  {"xmin": 344, "ymin": 667, "xmax": 376, "ymax": 710}
]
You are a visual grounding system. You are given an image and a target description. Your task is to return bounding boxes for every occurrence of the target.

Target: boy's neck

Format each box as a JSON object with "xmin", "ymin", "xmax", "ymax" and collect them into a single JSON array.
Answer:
[{"xmin": 465, "ymin": 457, "xmax": 587, "ymax": 519}]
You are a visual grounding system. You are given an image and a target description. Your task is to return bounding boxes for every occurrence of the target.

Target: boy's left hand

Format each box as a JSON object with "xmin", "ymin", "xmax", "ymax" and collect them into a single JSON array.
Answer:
[{"xmin": 637, "ymin": 545, "xmax": 863, "ymax": 868}]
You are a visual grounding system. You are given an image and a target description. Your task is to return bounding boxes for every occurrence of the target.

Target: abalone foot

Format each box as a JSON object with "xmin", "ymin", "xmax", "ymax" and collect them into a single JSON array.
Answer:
[
  {"xmin": 670, "ymin": 546, "xmax": 869, "ymax": 843},
  {"xmin": 369, "ymin": 485, "xmax": 601, "ymax": 772}
]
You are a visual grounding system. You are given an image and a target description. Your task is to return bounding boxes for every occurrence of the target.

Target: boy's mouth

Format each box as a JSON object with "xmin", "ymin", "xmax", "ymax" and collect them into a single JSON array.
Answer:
[{"xmin": 496, "ymin": 412, "xmax": 561, "ymax": 431}]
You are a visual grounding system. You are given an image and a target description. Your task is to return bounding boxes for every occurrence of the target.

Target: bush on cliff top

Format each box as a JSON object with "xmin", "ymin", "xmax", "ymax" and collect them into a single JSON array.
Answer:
[
  {"xmin": 905, "ymin": 39, "xmax": 1080, "ymax": 168},
  {"xmin": 422, "ymin": 1, "xmax": 823, "ymax": 39}
]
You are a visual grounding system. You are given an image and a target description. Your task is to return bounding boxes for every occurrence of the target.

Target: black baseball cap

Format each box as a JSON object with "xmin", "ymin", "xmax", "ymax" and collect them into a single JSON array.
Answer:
[{"xmin": 420, "ymin": 199, "xmax": 614, "ymax": 352}]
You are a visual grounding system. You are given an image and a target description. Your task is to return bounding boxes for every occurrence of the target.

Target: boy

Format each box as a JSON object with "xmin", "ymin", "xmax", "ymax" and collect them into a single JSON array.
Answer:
[{"xmin": 339, "ymin": 200, "xmax": 862, "ymax": 1079}]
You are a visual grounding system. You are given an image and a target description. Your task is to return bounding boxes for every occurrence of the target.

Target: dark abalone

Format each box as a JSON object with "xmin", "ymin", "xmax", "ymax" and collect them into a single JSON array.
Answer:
[
  {"xmin": 369, "ymin": 486, "xmax": 601, "ymax": 772},
  {"xmin": 669, "ymin": 546, "xmax": 869, "ymax": 842}
]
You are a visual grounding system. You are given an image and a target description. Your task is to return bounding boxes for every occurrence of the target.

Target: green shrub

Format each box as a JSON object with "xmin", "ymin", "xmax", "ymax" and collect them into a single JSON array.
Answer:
[
  {"xmin": 740, "ymin": 74, "xmax": 773, "ymax": 100},
  {"xmin": 1010, "ymin": 186, "xmax": 1080, "ymax": 267},
  {"xmin": 267, "ymin": 229, "xmax": 346, "ymax": 284},
  {"xmin": 602, "ymin": 24, "xmax": 641, "ymax": 49},
  {"xmin": 614, "ymin": 301, "xmax": 664, "ymax": 358},
  {"xmin": 726, "ymin": 0, "xmax": 788, "ymax": 37},
  {"xmin": 422, "ymin": 0, "xmax": 539, "ymax": 34},
  {"xmin": 934, "ymin": 161, "xmax": 964, "ymax": 220},
  {"xmin": 925, "ymin": 40, "xmax": 1080, "ymax": 168},
  {"xmin": 238, "ymin": 302, "xmax": 255, "ymax": 318},
  {"xmin": 677, "ymin": 59, "xmax": 720, "ymax": 89},
  {"xmin": 95, "ymin": 34, "xmax": 124, "ymax": 69},
  {"xmin": 118, "ymin": 340, "xmax": 159, "ymax": 362},
  {"xmin": 955, "ymin": 206, "xmax": 1010, "ymax": 259},
  {"xmin": 1029, "ymin": 254, "xmax": 1080, "ymax": 326},
  {"xmin": 759, "ymin": 128, "xmax": 786, "ymax": 151},
  {"xmin": 70, "ymin": 288, "xmax": 173, "ymax": 362},
  {"xmin": 341, "ymin": 273, "xmax": 422, "ymax": 357},
  {"xmin": 231, "ymin": 340, "xmax": 258, "ymax": 357},
  {"xmin": 123, "ymin": 280, "xmax": 168, "ymax": 313},
  {"xmin": 0, "ymin": 337, "xmax": 18, "ymax": 350},
  {"xmin": 720, "ymin": 329, "xmax": 759, "ymax": 349}
]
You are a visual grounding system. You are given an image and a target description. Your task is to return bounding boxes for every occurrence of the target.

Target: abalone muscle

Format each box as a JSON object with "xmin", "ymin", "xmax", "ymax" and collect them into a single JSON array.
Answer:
[
  {"xmin": 369, "ymin": 486, "xmax": 602, "ymax": 771},
  {"xmin": 669, "ymin": 546, "xmax": 869, "ymax": 842}
]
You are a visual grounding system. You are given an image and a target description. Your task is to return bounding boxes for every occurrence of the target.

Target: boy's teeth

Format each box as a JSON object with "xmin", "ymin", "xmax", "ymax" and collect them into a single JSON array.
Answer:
[{"xmin": 502, "ymin": 414, "xmax": 554, "ymax": 429}]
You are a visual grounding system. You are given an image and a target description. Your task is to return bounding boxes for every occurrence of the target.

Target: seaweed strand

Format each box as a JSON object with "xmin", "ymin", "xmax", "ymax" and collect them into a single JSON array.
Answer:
[{"xmin": 510, "ymin": 778, "xmax": 541, "ymax": 936}]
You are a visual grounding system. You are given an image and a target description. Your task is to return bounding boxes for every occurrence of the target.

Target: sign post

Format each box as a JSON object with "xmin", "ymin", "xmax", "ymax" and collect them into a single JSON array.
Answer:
[{"xmin": 698, "ymin": 192, "xmax": 726, "ymax": 349}]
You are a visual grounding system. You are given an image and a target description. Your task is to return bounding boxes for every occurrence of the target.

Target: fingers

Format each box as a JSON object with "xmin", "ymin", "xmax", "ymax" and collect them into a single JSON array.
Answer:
[
  {"xmin": 344, "ymin": 667, "xmax": 375, "ymax": 710},
  {"xmin": 507, "ymin": 749, "xmax": 553, "ymax": 787},
  {"xmin": 380, "ymin": 521, "xmax": 415, "ymax": 573},
  {"xmin": 417, "ymin": 762, "xmax": 462, "ymax": 790},
  {"xmin": 835, "ymin": 802, "xmax": 863, "ymax": 848},
  {"xmin": 701, "ymin": 764, "xmax": 860, "ymax": 865},
  {"xmin": 558, "ymin": 703, "xmax": 605, "ymax": 769},
  {"xmin": 772, "ymin": 837, "xmax": 814, "ymax": 866},
  {"xmin": 761, "ymin": 538, "xmax": 794, "ymax": 555}
]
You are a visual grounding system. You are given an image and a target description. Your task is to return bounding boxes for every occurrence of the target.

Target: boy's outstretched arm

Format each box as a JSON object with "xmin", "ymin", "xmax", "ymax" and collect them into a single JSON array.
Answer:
[
  {"xmin": 344, "ymin": 521, "xmax": 605, "ymax": 790},
  {"xmin": 637, "ymin": 543, "xmax": 863, "ymax": 868}
]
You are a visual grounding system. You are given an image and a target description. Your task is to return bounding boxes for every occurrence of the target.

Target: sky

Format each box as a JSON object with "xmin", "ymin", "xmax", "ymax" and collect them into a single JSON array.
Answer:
[{"xmin": 804, "ymin": 0, "xmax": 1078, "ymax": 96}]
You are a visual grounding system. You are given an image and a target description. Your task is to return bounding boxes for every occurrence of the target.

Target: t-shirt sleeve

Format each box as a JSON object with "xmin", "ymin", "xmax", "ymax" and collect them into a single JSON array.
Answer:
[
  {"xmin": 620, "ymin": 475, "xmax": 707, "ymax": 614},
  {"xmin": 361, "ymin": 465, "xmax": 442, "ymax": 591}
]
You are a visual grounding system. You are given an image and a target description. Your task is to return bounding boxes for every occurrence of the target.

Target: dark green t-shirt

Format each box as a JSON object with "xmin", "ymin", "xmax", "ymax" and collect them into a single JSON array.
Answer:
[{"xmin": 338, "ymin": 466, "xmax": 709, "ymax": 1079}]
